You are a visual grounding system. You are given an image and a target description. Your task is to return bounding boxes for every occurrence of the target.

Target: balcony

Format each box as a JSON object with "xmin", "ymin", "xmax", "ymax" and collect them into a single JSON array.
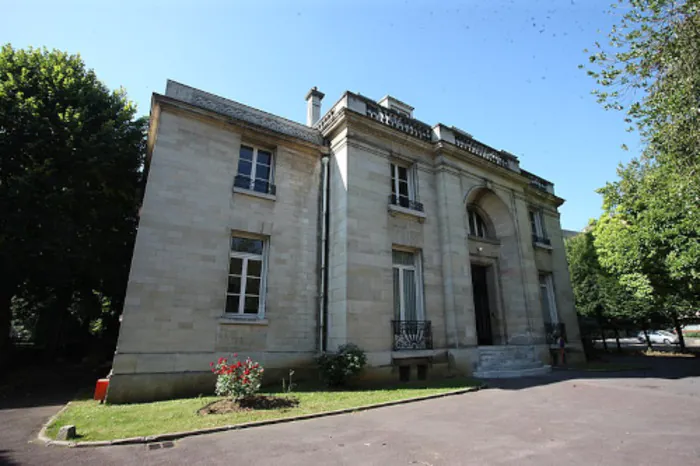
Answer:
[
  {"xmin": 392, "ymin": 320, "xmax": 433, "ymax": 351},
  {"xmin": 532, "ymin": 234, "xmax": 551, "ymax": 247},
  {"xmin": 388, "ymin": 194, "xmax": 423, "ymax": 212},
  {"xmin": 544, "ymin": 322, "xmax": 567, "ymax": 345},
  {"xmin": 233, "ymin": 174, "xmax": 277, "ymax": 196},
  {"xmin": 388, "ymin": 195, "xmax": 426, "ymax": 222}
]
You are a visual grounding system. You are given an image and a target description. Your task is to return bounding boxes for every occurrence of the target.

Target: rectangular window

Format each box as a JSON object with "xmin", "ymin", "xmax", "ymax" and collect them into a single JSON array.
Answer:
[
  {"xmin": 539, "ymin": 273, "xmax": 558, "ymax": 324},
  {"xmin": 234, "ymin": 145, "xmax": 275, "ymax": 195},
  {"xmin": 390, "ymin": 163, "xmax": 417, "ymax": 209},
  {"xmin": 529, "ymin": 210, "xmax": 548, "ymax": 243},
  {"xmin": 226, "ymin": 234, "xmax": 268, "ymax": 317},
  {"xmin": 392, "ymin": 249, "xmax": 424, "ymax": 321}
]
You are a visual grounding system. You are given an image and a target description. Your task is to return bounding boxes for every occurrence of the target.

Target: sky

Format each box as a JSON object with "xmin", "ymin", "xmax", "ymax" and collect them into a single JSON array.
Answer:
[{"xmin": 1, "ymin": 0, "xmax": 640, "ymax": 231}]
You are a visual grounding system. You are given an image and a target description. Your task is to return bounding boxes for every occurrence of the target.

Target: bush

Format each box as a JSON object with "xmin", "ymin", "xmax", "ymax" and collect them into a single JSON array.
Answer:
[
  {"xmin": 210, "ymin": 354, "xmax": 264, "ymax": 401},
  {"xmin": 316, "ymin": 343, "xmax": 367, "ymax": 387}
]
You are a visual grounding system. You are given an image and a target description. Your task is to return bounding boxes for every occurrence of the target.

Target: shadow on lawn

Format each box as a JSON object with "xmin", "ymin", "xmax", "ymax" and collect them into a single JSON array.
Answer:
[{"xmin": 284, "ymin": 376, "xmax": 481, "ymax": 394}]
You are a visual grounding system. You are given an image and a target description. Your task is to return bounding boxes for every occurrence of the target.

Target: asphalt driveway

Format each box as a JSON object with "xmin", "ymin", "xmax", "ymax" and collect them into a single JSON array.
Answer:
[{"xmin": 2, "ymin": 356, "xmax": 699, "ymax": 465}]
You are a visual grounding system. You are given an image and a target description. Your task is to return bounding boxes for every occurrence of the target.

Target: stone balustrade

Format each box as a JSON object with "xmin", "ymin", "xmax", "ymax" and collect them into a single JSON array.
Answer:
[
  {"xmin": 454, "ymin": 134, "xmax": 510, "ymax": 168},
  {"xmin": 365, "ymin": 102, "xmax": 433, "ymax": 141}
]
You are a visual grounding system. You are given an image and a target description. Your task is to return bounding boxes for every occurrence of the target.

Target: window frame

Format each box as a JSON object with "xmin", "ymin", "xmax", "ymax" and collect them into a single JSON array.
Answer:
[
  {"xmin": 529, "ymin": 210, "xmax": 547, "ymax": 240},
  {"xmin": 392, "ymin": 248, "xmax": 425, "ymax": 321},
  {"xmin": 236, "ymin": 144, "xmax": 275, "ymax": 193},
  {"xmin": 225, "ymin": 232, "xmax": 269, "ymax": 318},
  {"xmin": 467, "ymin": 207, "xmax": 488, "ymax": 238},
  {"xmin": 538, "ymin": 273, "xmax": 558, "ymax": 324},
  {"xmin": 390, "ymin": 162, "xmax": 417, "ymax": 206}
]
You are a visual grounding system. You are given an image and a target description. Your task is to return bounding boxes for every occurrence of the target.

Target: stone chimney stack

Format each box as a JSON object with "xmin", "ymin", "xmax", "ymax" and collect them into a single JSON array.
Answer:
[{"xmin": 305, "ymin": 87, "xmax": 325, "ymax": 126}]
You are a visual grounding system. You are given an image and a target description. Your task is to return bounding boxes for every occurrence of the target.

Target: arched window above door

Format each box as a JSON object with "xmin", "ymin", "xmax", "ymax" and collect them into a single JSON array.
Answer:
[{"xmin": 467, "ymin": 208, "xmax": 489, "ymax": 238}]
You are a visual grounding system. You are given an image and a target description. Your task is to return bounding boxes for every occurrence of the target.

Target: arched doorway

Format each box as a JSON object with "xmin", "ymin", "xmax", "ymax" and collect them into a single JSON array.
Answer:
[{"xmin": 464, "ymin": 186, "xmax": 517, "ymax": 346}]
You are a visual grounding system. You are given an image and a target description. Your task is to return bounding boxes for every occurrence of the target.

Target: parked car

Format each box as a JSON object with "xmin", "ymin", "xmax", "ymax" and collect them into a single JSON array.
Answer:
[{"xmin": 637, "ymin": 330, "xmax": 679, "ymax": 345}]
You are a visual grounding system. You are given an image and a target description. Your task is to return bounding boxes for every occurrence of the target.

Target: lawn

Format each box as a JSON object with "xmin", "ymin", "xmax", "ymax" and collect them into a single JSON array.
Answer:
[{"xmin": 46, "ymin": 378, "xmax": 481, "ymax": 442}]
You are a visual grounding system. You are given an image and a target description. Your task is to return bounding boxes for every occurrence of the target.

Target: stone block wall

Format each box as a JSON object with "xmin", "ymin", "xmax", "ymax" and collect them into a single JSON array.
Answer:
[{"xmin": 108, "ymin": 107, "xmax": 323, "ymax": 402}]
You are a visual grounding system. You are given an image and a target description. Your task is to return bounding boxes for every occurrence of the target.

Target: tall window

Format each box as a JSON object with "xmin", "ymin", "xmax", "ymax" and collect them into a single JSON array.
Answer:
[
  {"xmin": 226, "ymin": 234, "xmax": 267, "ymax": 316},
  {"xmin": 529, "ymin": 210, "xmax": 548, "ymax": 243},
  {"xmin": 539, "ymin": 273, "xmax": 558, "ymax": 324},
  {"xmin": 467, "ymin": 208, "xmax": 488, "ymax": 238},
  {"xmin": 392, "ymin": 250, "xmax": 424, "ymax": 321},
  {"xmin": 390, "ymin": 163, "xmax": 416, "ymax": 209},
  {"xmin": 234, "ymin": 145, "xmax": 275, "ymax": 195}
]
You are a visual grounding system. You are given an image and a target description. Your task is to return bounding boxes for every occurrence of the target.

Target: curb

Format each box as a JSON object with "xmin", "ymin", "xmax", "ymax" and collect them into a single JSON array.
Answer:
[{"xmin": 38, "ymin": 384, "xmax": 484, "ymax": 448}]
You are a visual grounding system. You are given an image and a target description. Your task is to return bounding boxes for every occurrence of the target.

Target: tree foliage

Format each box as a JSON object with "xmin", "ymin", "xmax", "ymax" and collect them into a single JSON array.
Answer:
[
  {"xmin": 0, "ymin": 44, "xmax": 145, "ymax": 356},
  {"xmin": 583, "ymin": 1, "xmax": 699, "ymax": 349}
]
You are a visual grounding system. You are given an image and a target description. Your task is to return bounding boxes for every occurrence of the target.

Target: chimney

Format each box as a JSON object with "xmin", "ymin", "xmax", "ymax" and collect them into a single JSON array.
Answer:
[{"xmin": 305, "ymin": 87, "xmax": 325, "ymax": 126}]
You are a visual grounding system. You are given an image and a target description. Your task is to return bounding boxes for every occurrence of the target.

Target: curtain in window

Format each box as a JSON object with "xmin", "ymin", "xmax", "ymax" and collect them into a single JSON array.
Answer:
[
  {"xmin": 403, "ymin": 269, "xmax": 417, "ymax": 321},
  {"xmin": 393, "ymin": 268, "xmax": 401, "ymax": 320}
]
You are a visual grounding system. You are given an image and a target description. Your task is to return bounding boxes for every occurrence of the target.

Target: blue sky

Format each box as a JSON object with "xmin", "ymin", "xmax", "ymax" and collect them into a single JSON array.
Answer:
[{"xmin": 2, "ymin": 0, "xmax": 638, "ymax": 231}]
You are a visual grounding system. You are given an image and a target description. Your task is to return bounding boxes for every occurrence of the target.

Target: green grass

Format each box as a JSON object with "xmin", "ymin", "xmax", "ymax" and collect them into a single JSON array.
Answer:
[
  {"xmin": 46, "ymin": 378, "xmax": 480, "ymax": 442},
  {"xmin": 684, "ymin": 331, "xmax": 700, "ymax": 338}
]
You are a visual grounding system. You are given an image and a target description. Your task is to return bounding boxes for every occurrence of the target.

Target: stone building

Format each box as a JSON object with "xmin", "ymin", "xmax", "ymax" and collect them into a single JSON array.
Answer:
[{"xmin": 106, "ymin": 81, "xmax": 583, "ymax": 403}]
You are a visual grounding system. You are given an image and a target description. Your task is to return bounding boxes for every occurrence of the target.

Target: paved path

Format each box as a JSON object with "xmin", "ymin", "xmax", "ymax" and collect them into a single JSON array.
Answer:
[{"xmin": 2, "ymin": 357, "xmax": 700, "ymax": 465}]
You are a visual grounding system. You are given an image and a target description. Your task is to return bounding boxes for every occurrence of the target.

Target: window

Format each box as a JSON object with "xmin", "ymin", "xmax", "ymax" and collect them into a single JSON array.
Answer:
[
  {"xmin": 234, "ymin": 145, "xmax": 275, "ymax": 195},
  {"xmin": 529, "ymin": 210, "xmax": 549, "ymax": 244},
  {"xmin": 390, "ymin": 163, "xmax": 421, "ymax": 210},
  {"xmin": 467, "ymin": 208, "xmax": 488, "ymax": 238},
  {"xmin": 539, "ymin": 273, "xmax": 558, "ymax": 324},
  {"xmin": 226, "ymin": 234, "xmax": 267, "ymax": 317},
  {"xmin": 392, "ymin": 250, "xmax": 424, "ymax": 321}
]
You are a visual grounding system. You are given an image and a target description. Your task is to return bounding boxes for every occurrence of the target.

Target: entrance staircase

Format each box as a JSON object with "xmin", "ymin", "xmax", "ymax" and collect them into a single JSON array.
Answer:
[{"xmin": 473, "ymin": 345, "xmax": 550, "ymax": 378}]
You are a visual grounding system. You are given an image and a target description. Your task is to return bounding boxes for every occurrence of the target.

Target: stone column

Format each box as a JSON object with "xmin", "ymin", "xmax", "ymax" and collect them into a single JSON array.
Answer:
[{"xmin": 435, "ymin": 161, "xmax": 476, "ymax": 348}]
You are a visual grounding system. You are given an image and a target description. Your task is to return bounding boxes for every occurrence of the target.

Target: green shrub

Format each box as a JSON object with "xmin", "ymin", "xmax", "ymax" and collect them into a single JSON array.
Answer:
[{"xmin": 316, "ymin": 343, "xmax": 367, "ymax": 387}]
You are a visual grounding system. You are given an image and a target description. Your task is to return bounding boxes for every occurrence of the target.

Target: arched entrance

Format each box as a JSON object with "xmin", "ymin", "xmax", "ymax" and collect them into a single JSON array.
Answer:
[{"xmin": 464, "ymin": 186, "xmax": 518, "ymax": 346}]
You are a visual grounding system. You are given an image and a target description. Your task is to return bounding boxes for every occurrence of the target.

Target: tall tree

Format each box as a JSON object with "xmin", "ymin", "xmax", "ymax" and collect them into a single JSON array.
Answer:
[
  {"xmin": 584, "ymin": 0, "xmax": 699, "ymax": 349},
  {"xmin": 0, "ymin": 45, "xmax": 145, "ymax": 356}
]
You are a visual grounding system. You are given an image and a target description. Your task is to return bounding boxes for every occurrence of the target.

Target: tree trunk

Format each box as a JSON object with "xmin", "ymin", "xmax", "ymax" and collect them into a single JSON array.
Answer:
[
  {"xmin": 672, "ymin": 313, "xmax": 686, "ymax": 352},
  {"xmin": 614, "ymin": 328, "xmax": 622, "ymax": 352},
  {"xmin": 0, "ymin": 283, "xmax": 16, "ymax": 367},
  {"xmin": 643, "ymin": 328, "xmax": 652, "ymax": 350},
  {"xmin": 45, "ymin": 288, "xmax": 73, "ymax": 356}
]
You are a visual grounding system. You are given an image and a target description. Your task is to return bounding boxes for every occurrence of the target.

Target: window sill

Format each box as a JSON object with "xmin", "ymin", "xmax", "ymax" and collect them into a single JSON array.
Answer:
[
  {"xmin": 533, "ymin": 241, "xmax": 553, "ymax": 250},
  {"xmin": 218, "ymin": 316, "xmax": 269, "ymax": 326},
  {"xmin": 388, "ymin": 204, "xmax": 426, "ymax": 223},
  {"xmin": 468, "ymin": 235, "xmax": 500, "ymax": 245},
  {"xmin": 233, "ymin": 187, "xmax": 277, "ymax": 201}
]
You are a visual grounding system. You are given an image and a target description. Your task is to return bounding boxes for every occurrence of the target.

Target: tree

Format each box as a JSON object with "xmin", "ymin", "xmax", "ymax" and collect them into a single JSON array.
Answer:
[
  {"xmin": 0, "ymin": 45, "xmax": 145, "ymax": 357},
  {"xmin": 584, "ymin": 0, "xmax": 699, "ymax": 350},
  {"xmin": 566, "ymin": 230, "xmax": 652, "ymax": 351},
  {"xmin": 594, "ymin": 161, "xmax": 697, "ymax": 350}
]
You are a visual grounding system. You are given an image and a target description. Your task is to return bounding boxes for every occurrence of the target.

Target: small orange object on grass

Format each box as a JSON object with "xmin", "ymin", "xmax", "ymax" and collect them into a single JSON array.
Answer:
[{"xmin": 94, "ymin": 378, "xmax": 109, "ymax": 402}]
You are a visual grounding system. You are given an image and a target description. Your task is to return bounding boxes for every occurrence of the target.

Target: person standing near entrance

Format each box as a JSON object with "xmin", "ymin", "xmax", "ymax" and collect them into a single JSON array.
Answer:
[{"xmin": 557, "ymin": 334, "xmax": 566, "ymax": 365}]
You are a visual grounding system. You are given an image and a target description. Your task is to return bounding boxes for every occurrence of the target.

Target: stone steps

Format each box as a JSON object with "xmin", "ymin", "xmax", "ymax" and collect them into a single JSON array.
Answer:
[{"xmin": 474, "ymin": 345, "xmax": 550, "ymax": 379}]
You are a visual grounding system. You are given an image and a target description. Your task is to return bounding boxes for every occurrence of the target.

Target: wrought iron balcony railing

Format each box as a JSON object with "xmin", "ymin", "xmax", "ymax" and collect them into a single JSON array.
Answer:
[
  {"xmin": 532, "ymin": 234, "xmax": 551, "ymax": 246},
  {"xmin": 234, "ymin": 174, "xmax": 277, "ymax": 196},
  {"xmin": 392, "ymin": 320, "xmax": 433, "ymax": 350},
  {"xmin": 388, "ymin": 194, "xmax": 424, "ymax": 213},
  {"xmin": 544, "ymin": 322, "xmax": 567, "ymax": 345}
]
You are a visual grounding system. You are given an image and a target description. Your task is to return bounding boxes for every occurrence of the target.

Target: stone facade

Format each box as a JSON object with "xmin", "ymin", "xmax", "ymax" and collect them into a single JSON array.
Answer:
[{"xmin": 107, "ymin": 81, "xmax": 583, "ymax": 403}]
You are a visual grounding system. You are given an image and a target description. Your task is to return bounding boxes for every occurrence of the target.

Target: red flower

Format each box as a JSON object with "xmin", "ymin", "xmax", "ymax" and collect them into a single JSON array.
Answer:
[
  {"xmin": 233, "ymin": 353, "xmax": 238, "ymax": 357},
  {"xmin": 244, "ymin": 369, "xmax": 250, "ymax": 376}
]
